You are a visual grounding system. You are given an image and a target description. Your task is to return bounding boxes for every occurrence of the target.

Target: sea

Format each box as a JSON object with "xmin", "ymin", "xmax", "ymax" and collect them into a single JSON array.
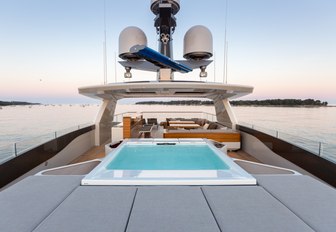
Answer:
[{"xmin": 0, "ymin": 104, "xmax": 335, "ymax": 163}]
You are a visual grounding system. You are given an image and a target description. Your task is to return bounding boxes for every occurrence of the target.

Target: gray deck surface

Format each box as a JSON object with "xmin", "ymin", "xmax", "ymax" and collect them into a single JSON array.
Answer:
[
  {"xmin": 0, "ymin": 175, "xmax": 335, "ymax": 232},
  {"xmin": 33, "ymin": 186, "xmax": 137, "ymax": 232},
  {"xmin": 127, "ymin": 187, "xmax": 220, "ymax": 232},
  {"xmin": 0, "ymin": 176, "xmax": 82, "ymax": 232},
  {"xmin": 256, "ymin": 175, "xmax": 336, "ymax": 232},
  {"xmin": 203, "ymin": 186, "xmax": 313, "ymax": 232}
]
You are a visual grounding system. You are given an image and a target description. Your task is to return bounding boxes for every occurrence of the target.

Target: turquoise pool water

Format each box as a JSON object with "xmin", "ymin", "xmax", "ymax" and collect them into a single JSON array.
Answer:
[{"xmin": 106, "ymin": 144, "xmax": 229, "ymax": 170}]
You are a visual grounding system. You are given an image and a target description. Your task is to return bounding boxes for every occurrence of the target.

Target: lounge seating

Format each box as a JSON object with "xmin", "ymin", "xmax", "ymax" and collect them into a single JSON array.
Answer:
[
  {"xmin": 165, "ymin": 118, "xmax": 224, "ymax": 130},
  {"xmin": 147, "ymin": 118, "xmax": 158, "ymax": 125}
]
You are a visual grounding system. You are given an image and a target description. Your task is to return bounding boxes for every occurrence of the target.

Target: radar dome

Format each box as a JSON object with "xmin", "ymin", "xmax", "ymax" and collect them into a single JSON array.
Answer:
[
  {"xmin": 119, "ymin": 26, "xmax": 147, "ymax": 61},
  {"xmin": 183, "ymin": 25, "xmax": 213, "ymax": 60}
]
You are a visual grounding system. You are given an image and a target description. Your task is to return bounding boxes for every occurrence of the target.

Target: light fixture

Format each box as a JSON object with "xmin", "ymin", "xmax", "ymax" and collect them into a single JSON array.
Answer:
[
  {"xmin": 199, "ymin": 66, "xmax": 207, "ymax": 78},
  {"xmin": 124, "ymin": 67, "xmax": 132, "ymax": 78}
]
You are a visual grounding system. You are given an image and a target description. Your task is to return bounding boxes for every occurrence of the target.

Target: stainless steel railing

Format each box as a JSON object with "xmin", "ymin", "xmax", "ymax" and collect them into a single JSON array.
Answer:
[
  {"xmin": 238, "ymin": 121, "xmax": 336, "ymax": 164},
  {"xmin": 0, "ymin": 123, "xmax": 93, "ymax": 165}
]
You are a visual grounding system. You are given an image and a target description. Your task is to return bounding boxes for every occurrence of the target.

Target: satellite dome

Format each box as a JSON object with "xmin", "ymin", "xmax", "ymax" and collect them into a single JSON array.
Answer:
[
  {"xmin": 119, "ymin": 26, "xmax": 147, "ymax": 61},
  {"xmin": 184, "ymin": 25, "xmax": 213, "ymax": 60}
]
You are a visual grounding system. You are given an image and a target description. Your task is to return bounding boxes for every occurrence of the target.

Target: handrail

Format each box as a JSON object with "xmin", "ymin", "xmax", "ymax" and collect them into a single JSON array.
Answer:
[
  {"xmin": 0, "ymin": 123, "xmax": 94, "ymax": 165},
  {"xmin": 238, "ymin": 122, "xmax": 336, "ymax": 164},
  {"xmin": 0, "ymin": 125, "xmax": 95, "ymax": 188}
]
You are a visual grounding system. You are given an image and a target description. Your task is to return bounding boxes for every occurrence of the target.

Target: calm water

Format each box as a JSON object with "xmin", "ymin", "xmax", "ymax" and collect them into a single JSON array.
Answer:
[
  {"xmin": 107, "ymin": 144, "xmax": 229, "ymax": 170},
  {"xmin": 0, "ymin": 104, "xmax": 335, "ymax": 162},
  {"xmin": 0, "ymin": 104, "xmax": 99, "ymax": 147}
]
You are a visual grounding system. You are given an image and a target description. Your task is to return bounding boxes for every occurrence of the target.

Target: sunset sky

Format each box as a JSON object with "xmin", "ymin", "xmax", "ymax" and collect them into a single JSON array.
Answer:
[{"xmin": 1, "ymin": 0, "xmax": 335, "ymax": 104}]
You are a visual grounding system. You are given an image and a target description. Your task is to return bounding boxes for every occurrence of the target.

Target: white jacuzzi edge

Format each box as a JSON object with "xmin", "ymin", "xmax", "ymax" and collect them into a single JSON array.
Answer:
[{"xmin": 81, "ymin": 138, "xmax": 256, "ymax": 186}]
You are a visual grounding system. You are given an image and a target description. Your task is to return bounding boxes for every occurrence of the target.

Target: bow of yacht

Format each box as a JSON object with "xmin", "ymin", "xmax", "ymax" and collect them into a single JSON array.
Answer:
[{"xmin": 1, "ymin": 1, "xmax": 335, "ymax": 231}]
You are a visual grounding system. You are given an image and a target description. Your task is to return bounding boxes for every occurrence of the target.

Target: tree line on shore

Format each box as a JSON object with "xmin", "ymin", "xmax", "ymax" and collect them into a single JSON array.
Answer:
[
  {"xmin": 0, "ymin": 101, "xmax": 40, "ymax": 106},
  {"xmin": 135, "ymin": 99, "xmax": 328, "ymax": 106},
  {"xmin": 1, "ymin": 99, "xmax": 328, "ymax": 107}
]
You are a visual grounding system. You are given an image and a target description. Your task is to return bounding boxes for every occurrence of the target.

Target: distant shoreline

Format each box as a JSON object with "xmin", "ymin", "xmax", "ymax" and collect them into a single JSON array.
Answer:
[
  {"xmin": 0, "ymin": 101, "xmax": 40, "ymax": 106},
  {"xmin": 135, "ymin": 99, "xmax": 328, "ymax": 107}
]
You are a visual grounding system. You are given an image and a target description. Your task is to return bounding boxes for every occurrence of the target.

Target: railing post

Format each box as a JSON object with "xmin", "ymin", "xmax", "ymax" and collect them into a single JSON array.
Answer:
[
  {"xmin": 318, "ymin": 142, "xmax": 322, "ymax": 156},
  {"xmin": 78, "ymin": 125, "xmax": 80, "ymax": 129},
  {"xmin": 276, "ymin": 131, "xmax": 279, "ymax": 138},
  {"xmin": 14, "ymin": 143, "xmax": 17, "ymax": 157},
  {"xmin": 54, "ymin": 132, "xmax": 57, "ymax": 138}
]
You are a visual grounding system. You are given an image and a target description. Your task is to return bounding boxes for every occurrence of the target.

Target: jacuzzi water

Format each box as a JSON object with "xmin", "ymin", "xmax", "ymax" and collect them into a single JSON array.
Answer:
[
  {"xmin": 81, "ymin": 139, "xmax": 256, "ymax": 186},
  {"xmin": 106, "ymin": 144, "xmax": 229, "ymax": 170}
]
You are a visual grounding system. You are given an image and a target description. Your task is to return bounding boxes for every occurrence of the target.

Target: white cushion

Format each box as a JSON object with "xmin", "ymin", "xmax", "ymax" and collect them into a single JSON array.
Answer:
[{"xmin": 203, "ymin": 123, "xmax": 209, "ymax": 129}]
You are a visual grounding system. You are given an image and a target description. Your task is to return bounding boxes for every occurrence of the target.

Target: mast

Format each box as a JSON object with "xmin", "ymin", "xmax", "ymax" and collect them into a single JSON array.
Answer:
[
  {"xmin": 151, "ymin": 0, "xmax": 180, "ymax": 80},
  {"xmin": 151, "ymin": 0, "xmax": 180, "ymax": 58},
  {"xmin": 103, "ymin": 0, "xmax": 108, "ymax": 84},
  {"xmin": 223, "ymin": 0, "xmax": 229, "ymax": 84}
]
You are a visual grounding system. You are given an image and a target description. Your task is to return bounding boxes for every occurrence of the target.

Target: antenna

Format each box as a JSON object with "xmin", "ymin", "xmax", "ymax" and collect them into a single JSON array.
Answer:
[
  {"xmin": 214, "ymin": 52, "xmax": 216, "ymax": 82},
  {"xmin": 103, "ymin": 0, "xmax": 108, "ymax": 84},
  {"xmin": 225, "ymin": 42, "xmax": 228, "ymax": 83},
  {"xmin": 223, "ymin": 0, "xmax": 229, "ymax": 84},
  {"xmin": 114, "ymin": 52, "xmax": 117, "ymax": 83}
]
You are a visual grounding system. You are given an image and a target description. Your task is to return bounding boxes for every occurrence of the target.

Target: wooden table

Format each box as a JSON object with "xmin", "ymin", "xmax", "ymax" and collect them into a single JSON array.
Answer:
[
  {"xmin": 169, "ymin": 123, "xmax": 201, "ymax": 129},
  {"xmin": 169, "ymin": 120, "xmax": 195, "ymax": 124}
]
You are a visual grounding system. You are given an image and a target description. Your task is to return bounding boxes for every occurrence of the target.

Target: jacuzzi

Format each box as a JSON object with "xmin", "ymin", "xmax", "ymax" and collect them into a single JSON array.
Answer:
[{"xmin": 81, "ymin": 139, "xmax": 256, "ymax": 185}]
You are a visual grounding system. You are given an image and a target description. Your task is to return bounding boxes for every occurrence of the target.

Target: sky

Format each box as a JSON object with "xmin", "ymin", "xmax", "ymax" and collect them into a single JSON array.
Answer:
[{"xmin": 0, "ymin": 0, "xmax": 335, "ymax": 104}]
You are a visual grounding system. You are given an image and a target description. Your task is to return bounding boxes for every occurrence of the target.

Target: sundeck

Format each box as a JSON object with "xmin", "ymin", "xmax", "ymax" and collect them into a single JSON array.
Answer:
[{"xmin": 0, "ymin": 1, "xmax": 335, "ymax": 231}]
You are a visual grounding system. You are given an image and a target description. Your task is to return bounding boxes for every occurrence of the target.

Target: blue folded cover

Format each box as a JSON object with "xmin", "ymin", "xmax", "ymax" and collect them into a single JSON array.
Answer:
[{"xmin": 130, "ymin": 45, "xmax": 192, "ymax": 73}]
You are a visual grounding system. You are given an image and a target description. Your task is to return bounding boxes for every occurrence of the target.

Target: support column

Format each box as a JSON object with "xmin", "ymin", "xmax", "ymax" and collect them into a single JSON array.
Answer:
[
  {"xmin": 94, "ymin": 99, "xmax": 117, "ymax": 145},
  {"xmin": 213, "ymin": 98, "xmax": 238, "ymax": 130}
]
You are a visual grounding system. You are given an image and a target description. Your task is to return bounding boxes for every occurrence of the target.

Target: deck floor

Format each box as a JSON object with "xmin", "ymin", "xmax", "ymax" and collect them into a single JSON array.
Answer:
[
  {"xmin": 228, "ymin": 150, "xmax": 261, "ymax": 163},
  {"xmin": 70, "ymin": 145, "xmax": 106, "ymax": 164},
  {"xmin": 2, "ymin": 175, "xmax": 332, "ymax": 232}
]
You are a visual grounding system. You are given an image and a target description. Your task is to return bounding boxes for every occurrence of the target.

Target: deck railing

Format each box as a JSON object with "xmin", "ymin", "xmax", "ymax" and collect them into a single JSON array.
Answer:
[
  {"xmin": 238, "ymin": 122, "xmax": 336, "ymax": 164},
  {"xmin": 0, "ymin": 123, "xmax": 93, "ymax": 165},
  {"xmin": 4, "ymin": 111, "xmax": 329, "ymax": 165}
]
